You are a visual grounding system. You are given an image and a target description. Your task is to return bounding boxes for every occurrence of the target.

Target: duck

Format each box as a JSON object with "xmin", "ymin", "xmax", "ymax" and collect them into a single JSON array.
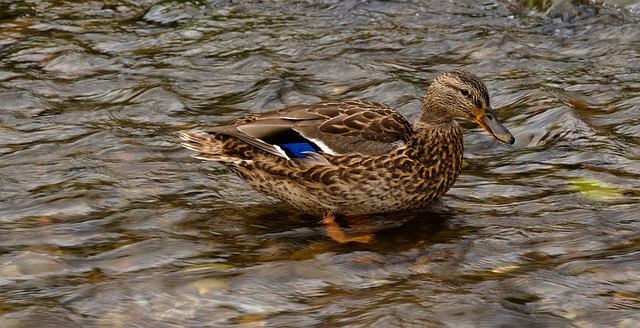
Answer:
[{"xmin": 180, "ymin": 69, "xmax": 515, "ymax": 243}]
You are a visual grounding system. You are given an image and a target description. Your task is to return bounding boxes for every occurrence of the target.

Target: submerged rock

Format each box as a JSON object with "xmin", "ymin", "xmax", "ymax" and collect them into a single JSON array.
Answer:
[{"xmin": 509, "ymin": 0, "xmax": 600, "ymax": 22}]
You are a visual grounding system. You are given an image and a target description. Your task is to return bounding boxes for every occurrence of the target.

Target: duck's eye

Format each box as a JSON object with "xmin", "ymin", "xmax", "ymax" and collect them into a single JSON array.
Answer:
[{"xmin": 460, "ymin": 89, "xmax": 470, "ymax": 96}]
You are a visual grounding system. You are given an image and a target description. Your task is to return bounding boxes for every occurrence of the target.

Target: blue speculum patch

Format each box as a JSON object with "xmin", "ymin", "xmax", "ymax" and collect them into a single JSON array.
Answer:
[{"xmin": 279, "ymin": 142, "xmax": 317, "ymax": 158}]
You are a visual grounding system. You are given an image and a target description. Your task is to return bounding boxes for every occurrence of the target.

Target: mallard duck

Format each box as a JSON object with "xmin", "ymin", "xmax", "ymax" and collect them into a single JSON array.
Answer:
[{"xmin": 180, "ymin": 69, "xmax": 514, "ymax": 243}]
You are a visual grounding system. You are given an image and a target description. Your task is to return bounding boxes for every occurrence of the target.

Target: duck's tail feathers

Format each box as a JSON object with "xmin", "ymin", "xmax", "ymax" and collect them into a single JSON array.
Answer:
[{"xmin": 179, "ymin": 131, "xmax": 253, "ymax": 165}]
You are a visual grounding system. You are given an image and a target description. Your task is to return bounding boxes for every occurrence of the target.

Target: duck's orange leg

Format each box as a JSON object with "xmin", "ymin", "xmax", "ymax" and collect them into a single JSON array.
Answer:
[{"xmin": 322, "ymin": 214, "xmax": 373, "ymax": 244}]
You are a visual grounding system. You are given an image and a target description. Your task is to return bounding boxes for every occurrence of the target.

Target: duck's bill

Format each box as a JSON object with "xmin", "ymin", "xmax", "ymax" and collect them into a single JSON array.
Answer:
[{"xmin": 475, "ymin": 107, "xmax": 515, "ymax": 144}]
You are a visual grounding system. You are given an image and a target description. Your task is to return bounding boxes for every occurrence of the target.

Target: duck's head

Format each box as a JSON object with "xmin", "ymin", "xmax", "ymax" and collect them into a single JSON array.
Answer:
[{"xmin": 421, "ymin": 69, "xmax": 515, "ymax": 144}]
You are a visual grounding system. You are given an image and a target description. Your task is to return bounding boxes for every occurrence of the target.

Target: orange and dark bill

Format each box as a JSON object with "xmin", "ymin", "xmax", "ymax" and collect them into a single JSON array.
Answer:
[{"xmin": 475, "ymin": 107, "xmax": 515, "ymax": 144}]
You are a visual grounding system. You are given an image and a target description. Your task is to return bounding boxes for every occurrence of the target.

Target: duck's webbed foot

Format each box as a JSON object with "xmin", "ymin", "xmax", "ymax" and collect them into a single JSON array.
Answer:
[{"xmin": 321, "ymin": 214, "xmax": 373, "ymax": 244}]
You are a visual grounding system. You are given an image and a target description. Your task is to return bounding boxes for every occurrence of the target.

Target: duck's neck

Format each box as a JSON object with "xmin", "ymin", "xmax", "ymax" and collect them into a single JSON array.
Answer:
[
  {"xmin": 411, "ymin": 120, "xmax": 464, "ymax": 158},
  {"xmin": 406, "ymin": 120, "xmax": 464, "ymax": 188},
  {"xmin": 413, "ymin": 90, "xmax": 464, "ymax": 156}
]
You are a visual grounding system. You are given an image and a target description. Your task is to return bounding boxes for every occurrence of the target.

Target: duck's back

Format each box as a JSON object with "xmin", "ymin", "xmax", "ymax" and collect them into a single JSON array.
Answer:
[{"xmin": 212, "ymin": 100, "xmax": 415, "ymax": 161}]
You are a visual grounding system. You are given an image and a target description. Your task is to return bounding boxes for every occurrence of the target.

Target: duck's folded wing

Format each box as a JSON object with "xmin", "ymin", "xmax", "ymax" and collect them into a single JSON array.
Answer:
[
  {"xmin": 206, "ymin": 100, "xmax": 414, "ymax": 159},
  {"xmin": 291, "ymin": 101, "xmax": 414, "ymax": 155}
]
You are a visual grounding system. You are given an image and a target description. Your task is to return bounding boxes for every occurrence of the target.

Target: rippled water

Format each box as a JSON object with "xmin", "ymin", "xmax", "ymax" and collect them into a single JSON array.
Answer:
[{"xmin": 1, "ymin": 0, "xmax": 639, "ymax": 326}]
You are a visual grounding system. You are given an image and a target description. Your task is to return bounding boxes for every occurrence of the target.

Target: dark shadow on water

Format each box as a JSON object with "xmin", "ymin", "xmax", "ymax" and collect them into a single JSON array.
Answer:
[{"xmin": 181, "ymin": 200, "xmax": 465, "ymax": 254}]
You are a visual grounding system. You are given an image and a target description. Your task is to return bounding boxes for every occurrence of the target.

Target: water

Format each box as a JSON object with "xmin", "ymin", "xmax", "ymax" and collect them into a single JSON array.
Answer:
[{"xmin": 1, "ymin": 0, "xmax": 639, "ymax": 326}]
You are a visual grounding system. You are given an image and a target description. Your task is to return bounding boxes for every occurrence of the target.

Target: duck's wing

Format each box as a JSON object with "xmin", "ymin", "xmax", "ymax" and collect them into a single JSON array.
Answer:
[{"xmin": 203, "ymin": 100, "xmax": 414, "ymax": 160}]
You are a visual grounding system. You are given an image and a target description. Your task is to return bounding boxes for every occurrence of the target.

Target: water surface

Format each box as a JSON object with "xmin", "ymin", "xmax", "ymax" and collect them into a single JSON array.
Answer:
[{"xmin": 1, "ymin": 0, "xmax": 639, "ymax": 327}]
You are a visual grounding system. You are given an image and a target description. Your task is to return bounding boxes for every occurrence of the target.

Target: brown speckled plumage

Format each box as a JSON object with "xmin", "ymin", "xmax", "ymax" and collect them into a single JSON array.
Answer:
[{"xmin": 180, "ymin": 69, "xmax": 514, "ymax": 219}]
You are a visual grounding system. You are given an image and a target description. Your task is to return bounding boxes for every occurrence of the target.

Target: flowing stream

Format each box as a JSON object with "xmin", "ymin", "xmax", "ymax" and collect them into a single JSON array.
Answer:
[{"xmin": 1, "ymin": 0, "xmax": 639, "ymax": 326}]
